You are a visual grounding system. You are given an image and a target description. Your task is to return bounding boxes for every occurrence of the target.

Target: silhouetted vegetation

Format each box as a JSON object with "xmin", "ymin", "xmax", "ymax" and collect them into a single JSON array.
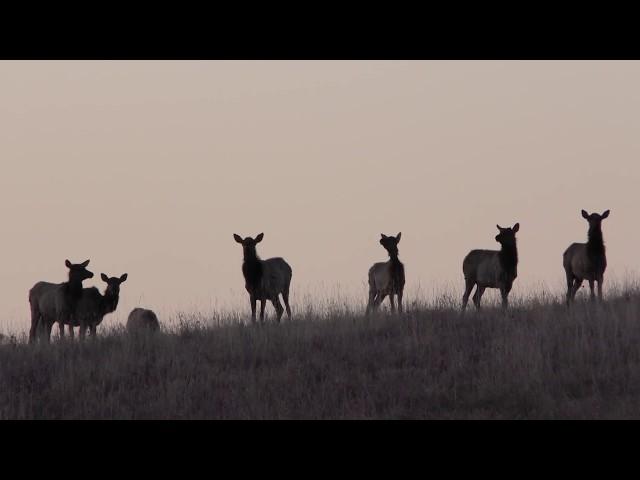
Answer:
[{"xmin": 2, "ymin": 285, "xmax": 640, "ymax": 419}]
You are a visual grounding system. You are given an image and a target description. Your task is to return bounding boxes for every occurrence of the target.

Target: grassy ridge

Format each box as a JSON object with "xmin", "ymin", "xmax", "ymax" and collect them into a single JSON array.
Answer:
[{"xmin": 2, "ymin": 290, "xmax": 640, "ymax": 419}]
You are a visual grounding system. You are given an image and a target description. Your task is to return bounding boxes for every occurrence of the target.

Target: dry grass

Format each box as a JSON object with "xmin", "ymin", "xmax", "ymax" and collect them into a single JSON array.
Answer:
[{"xmin": 2, "ymin": 285, "xmax": 640, "ymax": 419}]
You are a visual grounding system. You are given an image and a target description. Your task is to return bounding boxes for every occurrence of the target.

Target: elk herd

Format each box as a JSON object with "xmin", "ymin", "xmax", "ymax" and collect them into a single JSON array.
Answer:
[{"xmin": 26, "ymin": 209, "xmax": 611, "ymax": 343}]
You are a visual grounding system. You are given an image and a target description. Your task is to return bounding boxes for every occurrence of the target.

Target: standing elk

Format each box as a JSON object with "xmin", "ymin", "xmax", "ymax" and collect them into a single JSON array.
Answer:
[
  {"xmin": 28, "ymin": 259, "xmax": 94, "ymax": 343},
  {"xmin": 462, "ymin": 224, "xmax": 520, "ymax": 311},
  {"xmin": 233, "ymin": 233, "xmax": 292, "ymax": 323},
  {"xmin": 366, "ymin": 233, "xmax": 405, "ymax": 316},
  {"xmin": 563, "ymin": 209, "xmax": 610, "ymax": 305},
  {"xmin": 67, "ymin": 273, "xmax": 128, "ymax": 339}
]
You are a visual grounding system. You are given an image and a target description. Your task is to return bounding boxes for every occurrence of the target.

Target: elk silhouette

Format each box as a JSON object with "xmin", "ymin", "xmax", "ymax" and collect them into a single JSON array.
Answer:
[
  {"xmin": 68, "ymin": 273, "xmax": 128, "ymax": 339},
  {"xmin": 462, "ymin": 224, "xmax": 519, "ymax": 311},
  {"xmin": 233, "ymin": 233, "xmax": 292, "ymax": 323},
  {"xmin": 28, "ymin": 259, "xmax": 94, "ymax": 343},
  {"xmin": 366, "ymin": 233, "xmax": 405, "ymax": 315},
  {"xmin": 563, "ymin": 209, "xmax": 609, "ymax": 305}
]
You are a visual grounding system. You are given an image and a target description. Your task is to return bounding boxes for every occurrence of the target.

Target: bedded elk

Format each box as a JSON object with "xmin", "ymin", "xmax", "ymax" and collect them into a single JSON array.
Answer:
[
  {"xmin": 366, "ymin": 233, "xmax": 405, "ymax": 315},
  {"xmin": 127, "ymin": 308, "xmax": 160, "ymax": 334},
  {"xmin": 28, "ymin": 259, "xmax": 93, "ymax": 343},
  {"xmin": 462, "ymin": 224, "xmax": 519, "ymax": 311},
  {"xmin": 563, "ymin": 209, "xmax": 610, "ymax": 305},
  {"xmin": 233, "ymin": 233, "xmax": 292, "ymax": 323}
]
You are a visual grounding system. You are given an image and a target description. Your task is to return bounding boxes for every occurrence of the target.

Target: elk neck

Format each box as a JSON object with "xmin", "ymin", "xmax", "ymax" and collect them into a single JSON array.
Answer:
[
  {"xmin": 587, "ymin": 224, "xmax": 605, "ymax": 257},
  {"xmin": 387, "ymin": 251, "xmax": 404, "ymax": 283},
  {"xmin": 587, "ymin": 224, "xmax": 606, "ymax": 275},
  {"xmin": 498, "ymin": 240, "xmax": 518, "ymax": 278},
  {"xmin": 63, "ymin": 276, "xmax": 84, "ymax": 301},
  {"xmin": 387, "ymin": 250, "xmax": 401, "ymax": 265},
  {"xmin": 242, "ymin": 246, "xmax": 263, "ymax": 286},
  {"xmin": 101, "ymin": 288, "xmax": 120, "ymax": 315}
]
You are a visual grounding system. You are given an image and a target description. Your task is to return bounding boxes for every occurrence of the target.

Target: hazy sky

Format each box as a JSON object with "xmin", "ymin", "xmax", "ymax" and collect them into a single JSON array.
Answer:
[{"xmin": 1, "ymin": 61, "xmax": 639, "ymax": 332}]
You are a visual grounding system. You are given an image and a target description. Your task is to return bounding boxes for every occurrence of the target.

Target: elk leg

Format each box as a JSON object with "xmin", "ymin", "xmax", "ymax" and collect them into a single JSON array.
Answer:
[
  {"xmin": 29, "ymin": 309, "xmax": 39, "ymax": 344},
  {"xmin": 376, "ymin": 293, "xmax": 387, "ymax": 311},
  {"xmin": 68, "ymin": 324, "xmax": 74, "ymax": 340},
  {"xmin": 79, "ymin": 322, "xmax": 86, "ymax": 341},
  {"xmin": 89, "ymin": 325, "xmax": 97, "ymax": 337},
  {"xmin": 473, "ymin": 286, "xmax": 485, "ymax": 310},
  {"xmin": 45, "ymin": 320, "xmax": 53, "ymax": 343},
  {"xmin": 271, "ymin": 296, "xmax": 284, "ymax": 323},
  {"xmin": 28, "ymin": 325, "xmax": 36, "ymax": 344},
  {"xmin": 500, "ymin": 282, "xmax": 512, "ymax": 309},
  {"xmin": 366, "ymin": 289, "xmax": 377, "ymax": 316},
  {"xmin": 250, "ymin": 295, "xmax": 257, "ymax": 323},
  {"xmin": 462, "ymin": 279, "xmax": 475, "ymax": 311},
  {"xmin": 597, "ymin": 278, "xmax": 604, "ymax": 301},
  {"xmin": 397, "ymin": 290, "xmax": 403, "ymax": 314},
  {"xmin": 37, "ymin": 317, "xmax": 46, "ymax": 343},
  {"xmin": 260, "ymin": 298, "xmax": 266, "ymax": 323},
  {"xmin": 58, "ymin": 321, "xmax": 65, "ymax": 339},
  {"xmin": 35, "ymin": 316, "xmax": 46, "ymax": 343},
  {"xmin": 588, "ymin": 280, "xmax": 596, "ymax": 301},
  {"xmin": 571, "ymin": 278, "xmax": 583, "ymax": 302},
  {"xmin": 389, "ymin": 294, "xmax": 396, "ymax": 312},
  {"xmin": 282, "ymin": 290, "xmax": 292, "ymax": 319},
  {"xmin": 29, "ymin": 315, "xmax": 40, "ymax": 343},
  {"xmin": 565, "ymin": 273, "xmax": 574, "ymax": 306},
  {"xmin": 29, "ymin": 319, "xmax": 38, "ymax": 344}
]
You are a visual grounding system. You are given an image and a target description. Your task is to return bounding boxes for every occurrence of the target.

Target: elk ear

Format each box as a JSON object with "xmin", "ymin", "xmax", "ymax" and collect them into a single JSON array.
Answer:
[
  {"xmin": 101, "ymin": 273, "xmax": 109, "ymax": 282},
  {"xmin": 81, "ymin": 259, "xmax": 90, "ymax": 267},
  {"xmin": 581, "ymin": 210, "xmax": 589, "ymax": 219},
  {"xmin": 512, "ymin": 223, "xmax": 520, "ymax": 233},
  {"xmin": 120, "ymin": 273, "xmax": 128, "ymax": 283},
  {"xmin": 396, "ymin": 232, "xmax": 401, "ymax": 242},
  {"xmin": 380, "ymin": 233, "xmax": 388, "ymax": 239},
  {"xmin": 65, "ymin": 259, "xmax": 72, "ymax": 268},
  {"xmin": 496, "ymin": 225, "xmax": 503, "ymax": 231},
  {"xmin": 255, "ymin": 233, "xmax": 264, "ymax": 243},
  {"xmin": 233, "ymin": 234, "xmax": 243, "ymax": 244},
  {"xmin": 601, "ymin": 210, "xmax": 610, "ymax": 219}
]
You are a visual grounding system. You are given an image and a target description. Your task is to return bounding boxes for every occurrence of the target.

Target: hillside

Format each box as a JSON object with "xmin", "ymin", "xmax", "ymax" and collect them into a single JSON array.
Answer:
[{"xmin": 1, "ymin": 291, "xmax": 640, "ymax": 419}]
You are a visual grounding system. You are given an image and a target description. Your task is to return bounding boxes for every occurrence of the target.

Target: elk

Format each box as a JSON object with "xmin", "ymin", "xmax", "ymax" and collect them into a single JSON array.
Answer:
[
  {"xmin": 127, "ymin": 308, "xmax": 160, "ymax": 334},
  {"xmin": 28, "ymin": 259, "xmax": 94, "ymax": 343},
  {"xmin": 563, "ymin": 209, "xmax": 610, "ymax": 305},
  {"xmin": 233, "ymin": 233, "xmax": 292, "ymax": 323},
  {"xmin": 68, "ymin": 273, "xmax": 128, "ymax": 339},
  {"xmin": 366, "ymin": 233, "xmax": 405, "ymax": 316},
  {"xmin": 462, "ymin": 224, "xmax": 519, "ymax": 311}
]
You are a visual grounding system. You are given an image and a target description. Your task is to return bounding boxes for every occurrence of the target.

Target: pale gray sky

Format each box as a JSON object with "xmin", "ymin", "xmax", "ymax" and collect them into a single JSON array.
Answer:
[{"xmin": 1, "ymin": 61, "xmax": 638, "ymax": 332}]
